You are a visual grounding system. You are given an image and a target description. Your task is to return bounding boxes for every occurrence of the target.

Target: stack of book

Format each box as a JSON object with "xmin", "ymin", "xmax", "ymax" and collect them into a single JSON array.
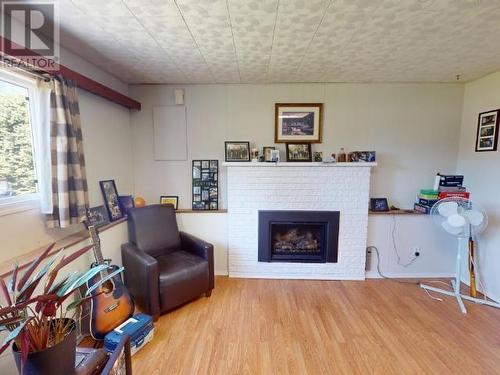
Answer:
[
  {"xmin": 414, "ymin": 175, "xmax": 470, "ymax": 214},
  {"xmin": 414, "ymin": 189, "xmax": 439, "ymax": 214}
]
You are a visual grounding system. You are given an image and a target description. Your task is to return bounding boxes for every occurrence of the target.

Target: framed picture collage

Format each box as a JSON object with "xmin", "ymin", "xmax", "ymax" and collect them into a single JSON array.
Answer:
[{"xmin": 192, "ymin": 160, "xmax": 218, "ymax": 210}]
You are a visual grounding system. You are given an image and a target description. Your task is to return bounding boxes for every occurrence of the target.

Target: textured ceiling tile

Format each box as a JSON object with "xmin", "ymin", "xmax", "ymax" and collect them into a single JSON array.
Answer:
[{"xmin": 32, "ymin": 0, "xmax": 500, "ymax": 84}]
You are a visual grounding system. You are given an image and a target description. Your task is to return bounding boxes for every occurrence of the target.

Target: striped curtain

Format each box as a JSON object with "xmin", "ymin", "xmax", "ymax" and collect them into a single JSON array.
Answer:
[{"xmin": 45, "ymin": 77, "xmax": 89, "ymax": 228}]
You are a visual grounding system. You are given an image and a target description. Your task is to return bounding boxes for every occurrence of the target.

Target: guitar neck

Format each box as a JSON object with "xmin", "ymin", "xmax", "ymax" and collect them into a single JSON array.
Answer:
[{"xmin": 89, "ymin": 226, "xmax": 105, "ymax": 265}]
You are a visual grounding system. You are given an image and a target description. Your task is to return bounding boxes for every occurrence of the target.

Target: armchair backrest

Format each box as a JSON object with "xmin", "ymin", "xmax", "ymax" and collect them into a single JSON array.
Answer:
[{"xmin": 127, "ymin": 204, "xmax": 181, "ymax": 257}]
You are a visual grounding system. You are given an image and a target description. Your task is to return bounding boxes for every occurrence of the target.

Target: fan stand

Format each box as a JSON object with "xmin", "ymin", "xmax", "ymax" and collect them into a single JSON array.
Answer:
[{"xmin": 420, "ymin": 239, "xmax": 500, "ymax": 314}]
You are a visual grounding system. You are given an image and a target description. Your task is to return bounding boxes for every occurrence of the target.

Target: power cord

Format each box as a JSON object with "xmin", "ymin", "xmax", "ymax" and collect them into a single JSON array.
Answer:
[
  {"xmin": 367, "ymin": 245, "xmax": 419, "ymax": 284},
  {"xmin": 391, "ymin": 215, "xmax": 418, "ymax": 267}
]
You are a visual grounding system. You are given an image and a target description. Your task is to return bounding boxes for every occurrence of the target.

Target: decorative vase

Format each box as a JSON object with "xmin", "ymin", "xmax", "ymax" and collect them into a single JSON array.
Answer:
[{"xmin": 12, "ymin": 319, "xmax": 77, "ymax": 375}]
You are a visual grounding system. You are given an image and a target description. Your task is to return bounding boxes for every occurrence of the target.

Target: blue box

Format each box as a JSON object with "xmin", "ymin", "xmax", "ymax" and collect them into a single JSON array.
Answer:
[{"xmin": 104, "ymin": 314, "xmax": 154, "ymax": 356}]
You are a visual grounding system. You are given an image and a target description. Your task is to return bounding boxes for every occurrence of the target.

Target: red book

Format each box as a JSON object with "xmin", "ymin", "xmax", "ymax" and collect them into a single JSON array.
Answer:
[{"xmin": 439, "ymin": 191, "xmax": 470, "ymax": 199}]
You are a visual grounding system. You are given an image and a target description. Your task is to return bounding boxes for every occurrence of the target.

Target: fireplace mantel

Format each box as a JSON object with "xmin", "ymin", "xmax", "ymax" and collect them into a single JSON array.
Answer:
[
  {"xmin": 223, "ymin": 162, "xmax": 377, "ymax": 167},
  {"xmin": 224, "ymin": 163, "xmax": 375, "ymax": 280}
]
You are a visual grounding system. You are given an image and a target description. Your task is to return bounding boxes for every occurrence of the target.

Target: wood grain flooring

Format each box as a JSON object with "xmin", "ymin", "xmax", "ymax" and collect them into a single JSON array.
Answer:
[{"xmin": 132, "ymin": 277, "xmax": 500, "ymax": 374}]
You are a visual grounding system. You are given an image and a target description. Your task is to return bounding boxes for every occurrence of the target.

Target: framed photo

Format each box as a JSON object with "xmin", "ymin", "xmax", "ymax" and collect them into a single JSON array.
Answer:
[
  {"xmin": 270, "ymin": 149, "xmax": 280, "ymax": 162},
  {"xmin": 160, "ymin": 195, "xmax": 179, "ymax": 209},
  {"xmin": 118, "ymin": 195, "xmax": 134, "ymax": 216},
  {"xmin": 286, "ymin": 143, "xmax": 312, "ymax": 162},
  {"xmin": 99, "ymin": 180, "xmax": 123, "ymax": 222},
  {"xmin": 101, "ymin": 335, "xmax": 132, "ymax": 375},
  {"xmin": 275, "ymin": 103, "xmax": 323, "ymax": 143},
  {"xmin": 225, "ymin": 141, "xmax": 250, "ymax": 162},
  {"xmin": 84, "ymin": 206, "xmax": 109, "ymax": 229},
  {"xmin": 263, "ymin": 146, "xmax": 275, "ymax": 162},
  {"xmin": 313, "ymin": 151, "xmax": 323, "ymax": 162},
  {"xmin": 370, "ymin": 198, "xmax": 390, "ymax": 212},
  {"xmin": 476, "ymin": 109, "xmax": 499, "ymax": 152},
  {"xmin": 192, "ymin": 160, "xmax": 218, "ymax": 210}
]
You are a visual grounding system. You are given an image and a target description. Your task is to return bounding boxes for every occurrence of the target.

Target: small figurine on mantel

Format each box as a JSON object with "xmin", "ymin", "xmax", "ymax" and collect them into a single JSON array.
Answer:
[{"xmin": 251, "ymin": 148, "xmax": 259, "ymax": 162}]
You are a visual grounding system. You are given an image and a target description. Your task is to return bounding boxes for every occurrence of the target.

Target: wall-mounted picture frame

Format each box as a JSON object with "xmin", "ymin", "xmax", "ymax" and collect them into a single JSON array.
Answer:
[
  {"xmin": 99, "ymin": 180, "xmax": 124, "ymax": 222},
  {"xmin": 160, "ymin": 195, "xmax": 179, "ymax": 209},
  {"xmin": 476, "ymin": 109, "xmax": 499, "ymax": 152},
  {"xmin": 286, "ymin": 143, "xmax": 312, "ymax": 162},
  {"xmin": 84, "ymin": 205, "xmax": 110, "ymax": 229},
  {"xmin": 225, "ymin": 141, "xmax": 250, "ymax": 162},
  {"xmin": 263, "ymin": 146, "xmax": 275, "ymax": 162},
  {"xmin": 192, "ymin": 160, "xmax": 218, "ymax": 210},
  {"xmin": 275, "ymin": 103, "xmax": 323, "ymax": 143},
  {"xmin": 370, "ymin": 198, "xmax": 390, "ymax": 212}
]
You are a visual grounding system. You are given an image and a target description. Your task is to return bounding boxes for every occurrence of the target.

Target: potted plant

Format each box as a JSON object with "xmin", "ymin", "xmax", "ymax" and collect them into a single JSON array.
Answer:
[{"xmin": 0, "ymin": 242, "xmax": 123, "ymax": 374}]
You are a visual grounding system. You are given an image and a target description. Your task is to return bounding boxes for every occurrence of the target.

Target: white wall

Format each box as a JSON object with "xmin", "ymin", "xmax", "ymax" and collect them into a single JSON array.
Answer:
[
  {"xmin": 129, "ymin": 82, "xmax": 463, "ymax": 278},
  {"xmin": 130, "ymin": 83, "xmax": 464, "ymax": 209},
  {"xmin": 0, "ymin": 28, "xmax": 133, "ymax": 263},
  {"xmin": 457, "ymin": 70, "xmax": 500, "ymax": 302}
]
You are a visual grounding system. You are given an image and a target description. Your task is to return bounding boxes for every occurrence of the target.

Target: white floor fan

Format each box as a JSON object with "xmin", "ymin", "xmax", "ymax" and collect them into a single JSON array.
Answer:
[{"xmin": 420, "ymin": 197, "xmax": 500, "ymax": 313}]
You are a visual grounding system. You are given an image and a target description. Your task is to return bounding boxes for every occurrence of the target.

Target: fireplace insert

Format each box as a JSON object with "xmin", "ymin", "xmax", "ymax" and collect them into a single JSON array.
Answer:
[{"xmin": 258, "ymin": 210, "xmax": 339, "ymax": 263}]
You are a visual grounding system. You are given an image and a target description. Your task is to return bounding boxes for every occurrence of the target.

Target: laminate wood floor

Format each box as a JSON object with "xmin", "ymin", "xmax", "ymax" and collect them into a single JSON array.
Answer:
[{"xmin": 132, "ymin": 277, "xmax": 500, "ymax": 374}]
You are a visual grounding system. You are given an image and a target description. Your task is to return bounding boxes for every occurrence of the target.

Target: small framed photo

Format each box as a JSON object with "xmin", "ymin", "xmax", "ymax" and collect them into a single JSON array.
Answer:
[
  {"xmin": 370, "ymin": 198, "xmax": 390, "ymax": 212},
  {"xmin": 225, "ymin": 141, "xmax": 250, "ymax": 162},
  {"xmin": 160, "ymin": 195, "xmax": 179, "ymax": 209},
  {"xmin": 99, "ymin": 180, "xmax": 123, "ymax": 221},
  {"xmin": 118, "ymin": 195, "xmax": 134, "ymax": 216},
  {"xmin": 313, "ymin": 151, "xmax": 323, "ymax": 162},
  {"xmin": 286, "ymin": 143, "xmax": 312, "ymax": 162},
  {"xmin": 270, "ymin": 149, "xmax": 280, "ymax": 162},
  {"xmin": 84, "ymin": 206, "xmax": 109, "ymax": 229},
  {"xmin": 275, "ymin": 103, "xmax": 323, "ymax": 143},
  {"xmin": 263, "ymin": 146, "xmax": 275, "ymax": 162},
  {"xmin": 476, "ymin": 109, "xmax": 499, "ymax": 152}
]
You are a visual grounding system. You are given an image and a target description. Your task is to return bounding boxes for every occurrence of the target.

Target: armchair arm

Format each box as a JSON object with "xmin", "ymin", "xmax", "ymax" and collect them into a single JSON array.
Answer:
[
  {"xmin": 180, "ymin": 232, "xmax": 214, "ymax": 291},
  {"xmin": 121, "ymin": 243, "xmax": 160, "ymax": 320}
]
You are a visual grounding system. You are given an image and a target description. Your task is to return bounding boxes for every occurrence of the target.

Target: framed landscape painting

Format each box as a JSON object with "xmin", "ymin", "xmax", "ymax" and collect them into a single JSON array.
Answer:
[
  {"xmin": 275, "ymin": 103, "xmax": 323, "ymax": 143},
  {"xmin": 475, "ymin": 109, "xmax": 499, "ymax": 152}
]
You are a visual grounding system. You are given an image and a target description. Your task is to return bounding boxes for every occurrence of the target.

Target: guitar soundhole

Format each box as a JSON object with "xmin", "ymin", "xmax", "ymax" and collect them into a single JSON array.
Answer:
[{"xmin": 101, "ymin": 280, "xmax": 114, "ymax": 294}]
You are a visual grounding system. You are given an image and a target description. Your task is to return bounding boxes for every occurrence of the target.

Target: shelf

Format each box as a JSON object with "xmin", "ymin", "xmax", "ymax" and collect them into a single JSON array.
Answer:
[
  {"xmin": 222, "ymin": 162, "xmax": 377, "ymax": 167},
  {"xmin": 176, "ymin": 209, "xmax": 227, "ymax": 213},
  {"xmin": 369, "ymin": 209, "xmax": 424, "ymax": 215}
]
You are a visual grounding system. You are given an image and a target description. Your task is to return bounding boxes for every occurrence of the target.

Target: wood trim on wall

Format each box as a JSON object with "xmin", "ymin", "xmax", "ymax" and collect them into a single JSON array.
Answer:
[{"xmin": 0, "ymin": 36, "xmax": 141, "ymax": 110}]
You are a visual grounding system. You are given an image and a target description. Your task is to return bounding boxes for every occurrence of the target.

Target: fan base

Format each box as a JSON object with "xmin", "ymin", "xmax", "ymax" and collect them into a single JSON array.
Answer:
[{"xmin": 420, "ymin": 282, "xmax": 500, "ymax": 314}]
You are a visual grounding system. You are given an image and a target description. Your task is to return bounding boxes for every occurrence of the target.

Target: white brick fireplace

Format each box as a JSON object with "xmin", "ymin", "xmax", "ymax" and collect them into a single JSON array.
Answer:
[{"xmin": 224, "ymin": 162, "xmax": 376, "ymax": 280}]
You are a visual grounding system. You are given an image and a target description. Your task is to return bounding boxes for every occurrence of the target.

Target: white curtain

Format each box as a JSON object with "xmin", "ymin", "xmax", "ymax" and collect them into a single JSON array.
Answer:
[{"xmin": 30, "ymin": 79, "xmax": 52, "ymax": 214}]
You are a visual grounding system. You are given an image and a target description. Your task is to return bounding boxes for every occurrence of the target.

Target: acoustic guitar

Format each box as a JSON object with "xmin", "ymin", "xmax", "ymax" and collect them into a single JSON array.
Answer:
[{"xmin": 87, "ymin": 226, "xmax": 134, "ymax": 340}]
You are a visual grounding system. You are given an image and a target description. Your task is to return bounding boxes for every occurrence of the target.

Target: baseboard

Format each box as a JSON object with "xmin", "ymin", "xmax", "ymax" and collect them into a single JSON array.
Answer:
[
  {"xmin": 228, "ymin": 273, "xmax": 365, "ymax": 280},
  {"xmin": 366, "ymin": 271, "xmax": 455, "ymax": 279},
  {"xmin": 215, "ymin": 269, "xmax": 229, "ymax": 276}
]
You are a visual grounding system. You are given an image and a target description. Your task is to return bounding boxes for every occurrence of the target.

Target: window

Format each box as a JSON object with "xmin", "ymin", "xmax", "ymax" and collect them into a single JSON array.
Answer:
[{"xmin": 0, "ymin": 72, "xmax": 38, "ymax": 206}]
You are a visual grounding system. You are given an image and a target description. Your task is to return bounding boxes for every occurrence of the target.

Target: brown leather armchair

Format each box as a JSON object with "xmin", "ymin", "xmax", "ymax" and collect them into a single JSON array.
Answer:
[{"xmin": 121, "ymin": 204, "xmax": 214, "ymax": 321}]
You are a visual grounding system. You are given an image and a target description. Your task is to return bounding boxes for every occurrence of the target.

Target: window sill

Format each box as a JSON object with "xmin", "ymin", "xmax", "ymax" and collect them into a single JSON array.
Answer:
[{"xmin": 0, "ymin": 194, "xmax": 40, "ymax": 217}]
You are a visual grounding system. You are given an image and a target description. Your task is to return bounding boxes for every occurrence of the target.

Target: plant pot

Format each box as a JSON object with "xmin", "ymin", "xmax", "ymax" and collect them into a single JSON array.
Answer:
[{"xmin": 12, "ymin": 319, "xmax": 77, "ymax": 375}]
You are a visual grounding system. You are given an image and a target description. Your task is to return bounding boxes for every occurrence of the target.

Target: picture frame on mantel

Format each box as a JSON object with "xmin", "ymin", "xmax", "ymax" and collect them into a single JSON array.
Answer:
[
  {"xmin": 225, "ymin": 141, "xmax": 251, "ymax": 162},
  {"xmin": 286, "ymin": 143, "xmax": 312, "ymax": 162},
  {"xmin": 275, "ymin": 103, "xmax": 323, "ymax": 143},
  {"xmin": 475, "ymin": 109, "xmax": 499, "ymax": 152}
]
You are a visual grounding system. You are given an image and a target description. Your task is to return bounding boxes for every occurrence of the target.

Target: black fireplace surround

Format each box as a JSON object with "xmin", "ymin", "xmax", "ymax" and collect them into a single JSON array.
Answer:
[{"xmin": 258, "ymin": 210, "xmax": 339, "ymax": 263}]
